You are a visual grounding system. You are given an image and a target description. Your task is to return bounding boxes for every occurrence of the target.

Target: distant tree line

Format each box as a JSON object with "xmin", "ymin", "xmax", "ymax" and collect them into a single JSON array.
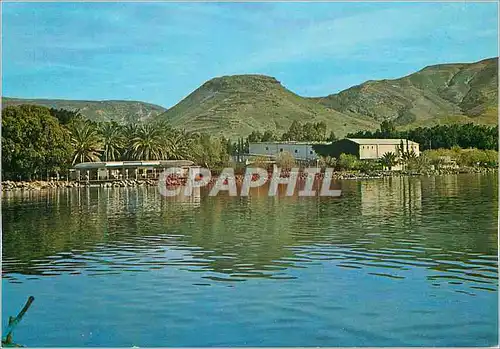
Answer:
[
  {"xmin": 347, "ymin": 120, "xmax": 498, "ymax": 151},
  {"xmin": 245, "ymin": 121, "xmax": 337, "ymax": 143}
]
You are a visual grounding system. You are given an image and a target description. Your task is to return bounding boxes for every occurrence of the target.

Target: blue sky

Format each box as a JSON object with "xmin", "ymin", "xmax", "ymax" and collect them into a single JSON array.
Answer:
[{"xmin": 2, "ymin": 2, "xmax": 498, "ymax": 108}]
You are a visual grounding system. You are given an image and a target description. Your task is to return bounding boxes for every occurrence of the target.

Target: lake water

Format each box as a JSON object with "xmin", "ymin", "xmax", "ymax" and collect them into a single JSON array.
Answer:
[{"xmin": 2, "ymin": 174, "xmax": 498, "ymax": 347}]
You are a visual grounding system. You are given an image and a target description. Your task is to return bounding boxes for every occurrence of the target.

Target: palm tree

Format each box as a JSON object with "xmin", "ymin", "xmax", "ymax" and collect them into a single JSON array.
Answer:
[
  {"xmin": 99, "ymin": 122, "xmax": 123, "ymax": 161},
  {"xmin": 130, "ymin": 123, "xmax": 164, "ymax": 160},
  {"xmin": 121, "ymin": 123, "xmax": 139, "ymax": 160},
  {"xmin": 380, "ymin": 152, "xmax": 398, "ymax": 171},
  {"xmin": 398, "ymin": 140, "xmax": 417, "ymax": 170},
  {"xmin": 70, "ymin": 122, "xmax": 102, "ymax": 165},
  {"xmin": 163, "ymin": 130, "xmax": 195, "ymax": 160}
]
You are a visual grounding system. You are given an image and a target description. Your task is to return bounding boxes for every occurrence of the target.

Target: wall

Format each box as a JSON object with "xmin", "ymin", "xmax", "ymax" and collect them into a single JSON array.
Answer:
[
  {"xmin": 313, "ymin": 139, "xmax": 360, "ymax": 159},
  {"xmin": 249, "ymin": 143, "xmax": 320, "ymax": 160},
  {"xmin": 359, "ymin": 142, "xmax": 420, "ymax": 159}
]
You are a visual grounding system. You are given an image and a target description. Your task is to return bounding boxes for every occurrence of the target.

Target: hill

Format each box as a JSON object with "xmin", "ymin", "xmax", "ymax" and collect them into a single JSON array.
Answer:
[
  {"xmin": 3, "ymin": 57, "xmax": 497, "ymax": 138},
  {"xmin": 313, "ymin": 57, "xmax": 498, "ymax": 129},
  {"xmin": 157, "ymin": 75, "xmax": 378, "ymax": 139},
  {"xmin": 1, "ymin": 97, "xmax": 167, "ymax": 124}
]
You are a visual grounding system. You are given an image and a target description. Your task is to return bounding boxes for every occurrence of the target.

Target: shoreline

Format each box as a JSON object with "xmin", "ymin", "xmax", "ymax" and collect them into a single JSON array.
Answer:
[{"xmin": 1, "ymin": 167, "xmax": 497, "ymax": 191}]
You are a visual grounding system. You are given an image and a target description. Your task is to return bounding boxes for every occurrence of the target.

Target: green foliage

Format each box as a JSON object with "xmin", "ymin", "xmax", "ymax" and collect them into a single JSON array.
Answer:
[
  {"xmin": 49, "ymin": 108, "xmax": 83, "ymax": 125},
  {"xmin": 338, "ymin": 153, "xmax": 359, "ymax": 171},
  {"xmin": 250, "ymin": 155, "xmax": 273, "ymax": 170},
  {"xmin": 99, "ymin": 122, "xmax": 124, "ymax": 161},
  {"xmin": 407, "ymin": 155, "xmax": 432, "ymax": 172},
  {"xmin": 318, "ymin": 156, "xmax": 337, "ymax": 169},
  {"xmin": 69, "ymin": 120, "xmax": 102, "ymax": 164},
  {"xmin": 2, "ymin": 105, "xmax": 234, "ymax": 179},
  {"xmin": 261, "ymin": 130, "xmax": 277, "ymax": 142},
  {"xmin": 380, "ymin": 152, "xmax": 398, "ymax": 170},
  {"xmin": 326, "ymin": 131, "xmax": 337, "ymax": 142},
  {"xmin": 423, "ymin": 148, "xmax": 498, "ymax": 168},
  {"xmin": 380, "ymin": 120, "xmax": 396, "ymax": 137},
  {"xmin": 2, "ymin": 105, "xmax": 73, "ymax": 180},
  {"xmin": 130, "ymin": 123, "xmax": 165, "ymax": 160},
  {"xmin": 359, "ymin": 160, "xmax": 383, "ymax": 173},
  {"xmin": 281, "ymin": 121, "xmax": 328, "ymax": 142},
  {"xmin": 398, "ymin": 139, "xmax": 418, "ymax": 169},
  {"xmin": 190, "ymin": 134, "xmax": 229, "ymax": 170},
  {"xmin": 348, "ymin": 122, "xmax": 498, "ymax": 151},
  {"xmin": 276, "ymin": 151, "xmax": 296, "ymax": 170}
]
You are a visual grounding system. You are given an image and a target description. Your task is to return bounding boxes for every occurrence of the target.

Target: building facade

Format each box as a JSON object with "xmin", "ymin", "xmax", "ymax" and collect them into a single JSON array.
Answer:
[
  {"xmin": 72, "ymin": 160, "xmax": 197, "ymax": 181},
  {"xmin": 248, "ymin": 142, "xmax": 330, "ymax": 161},
  {"xmin": 318, "ymin": 138, "xmax": 420, "ymax": 160}
]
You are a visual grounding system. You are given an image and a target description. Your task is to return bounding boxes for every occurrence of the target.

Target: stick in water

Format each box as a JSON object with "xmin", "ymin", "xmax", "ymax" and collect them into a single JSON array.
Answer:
[{"xmin": 4, "ymin": 296, "xmax": 35, "ymax": 345}]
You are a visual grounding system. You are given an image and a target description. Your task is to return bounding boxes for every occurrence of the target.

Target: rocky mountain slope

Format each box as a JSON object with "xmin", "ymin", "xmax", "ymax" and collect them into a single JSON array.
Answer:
[
  {"xmin": 313, "ymin": 57, "xmax": 498, "ymax": 129},
  {"xmin": 4, "ymin": 57, "xmax": 497, "ymax": 138},
  {"xmin": 157, "ymin": 75, "xmax": 377, "ymax": 138},
  {"xmin": 2, "ymin": 98, "xmax": 166, "ymax": 124}
]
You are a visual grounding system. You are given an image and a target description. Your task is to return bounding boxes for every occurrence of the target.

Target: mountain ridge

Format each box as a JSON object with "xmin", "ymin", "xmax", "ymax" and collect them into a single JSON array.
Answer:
[
  {"xmin": 313, "ymin": 57, "xmax": 498, "ymax": 129},
  {"xmin": 1, "ymin": 97, "xmax": 167, "ymax": 124},
  {"xmin": 3, "ymin": 57, "xmax": 497, "ymax": 138}
]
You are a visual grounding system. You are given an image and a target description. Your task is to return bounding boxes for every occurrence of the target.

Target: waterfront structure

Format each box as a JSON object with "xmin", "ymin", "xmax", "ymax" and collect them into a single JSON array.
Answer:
[
  {"xmin": 72, "ymin": 160, "xmax": 197, "ymax": 181},
  {"xmin": 248, "ymin": 141, "xmax": 331, "ymax": 161},
  {"xmin": 318, "ymin": 138, "xmax": 420, "ymax": 160}
]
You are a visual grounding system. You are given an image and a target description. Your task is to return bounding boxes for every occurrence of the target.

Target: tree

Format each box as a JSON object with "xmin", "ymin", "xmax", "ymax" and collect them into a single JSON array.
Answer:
[
  {"xmin": 99, "ymin": 122, "xmax": 123, "ymax": 161},
  {"xmin": 281, "ymin": 121, "xmax": 328, "ymax": 141},
  {"xmin": 276, "ymin": 151, "xmax": 295, "ymax": 170},
  {"xmin": 359, "ymin": 160, "xmax": 382, "ymax": 173},
  {"xmin": 130, "ymin": 123, "xmax": 164, "ymax": 160},
  {"xmin": 380, "ymin": 152, "xmax": 398, "ymax": 170},
  {"xmin": 318, "ymin": 156, "xmax": 337, "ymax": 169},
  {"xmin": 247, "ymin": 131, "xmax": 263, "ymax": 143},
  {"xmin": 326, "ymin": 131, "xmax": 338, "ymax": 142},
  {"xmin": 250, "ymin": 155, "xmax": 272, "ymax": 170},
  {"xmin": 191, "ymin": 134, "xmax": 229, "ymax": 169},
  {"xmin": 261, "ymin": 130, "xmax": 276, "ymax": 142},
  {"xmin": 164, "ymin": 130, "xmax": 195, "ymax": 160},
  {"xmin": 380, "ymin": 120, "xmax": 396, "ymax": 138},
  {"xmin": 398, "ymin": 139, "xmax": 417, "ymax": 169},
  {"xmin": 2, "ymin": 105, "xmax": 74, "ymax": 180},
  {"xmin": 49, "ymin": 108, "xmax": 84, "ymax": 125},
  {"xmin": 338, "ymin": 153, "xmax": 359, "ymax": 170},
  {"xmin": 69, "ymin": 121, "xmax": 102, "ymax": 165},
  {"xmin": 281, "ymin": 121, "xmax": 303, "ymax": 141}
]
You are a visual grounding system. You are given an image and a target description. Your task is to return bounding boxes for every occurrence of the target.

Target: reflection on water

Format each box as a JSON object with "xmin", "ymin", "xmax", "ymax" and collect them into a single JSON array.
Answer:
[{"xmin": 2, "ymin": 174, "xmax": 498, "ymax": 346}]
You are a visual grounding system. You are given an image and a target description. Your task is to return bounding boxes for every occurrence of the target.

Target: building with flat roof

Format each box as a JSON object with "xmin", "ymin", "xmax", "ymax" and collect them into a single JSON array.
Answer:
[
  {"xmin": 248, "ymin": 141, "xmax": 331, "ymax": 161},
  {"xmin": 72, "ymin": 160, "xmax": 196, "ymax": 181},
  {"xmin": 315, "ymin": 138, "xmax": 420, "ymax": 160}
]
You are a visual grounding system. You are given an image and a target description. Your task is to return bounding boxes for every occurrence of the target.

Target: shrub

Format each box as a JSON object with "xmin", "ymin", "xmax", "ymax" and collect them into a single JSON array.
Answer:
[
  {"xmin": 338, "ymin": 153, "xmax": 359, "ymax": 171},
  {"xmin": 276, "ymin": 151, "xmax": 296, "ymax": 170}
]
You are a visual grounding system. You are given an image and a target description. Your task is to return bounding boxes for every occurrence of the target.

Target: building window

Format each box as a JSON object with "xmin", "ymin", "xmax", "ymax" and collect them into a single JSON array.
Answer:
[
  {"xmin": 265, "ymin": 147, "xmax": 269, "ymax": 151},
  {"xmin": 294, "ymin": 149, "xmax": 298, "ymax": 153},
  {"xmin": 372, "ymin": 146, "xmax": 374, "ymax": 149},
  {"xmin": 309, "ymin": 150, "xmax": 313, "ymax": 155},
  {"xmin": 280, "ymin": 148, "xmax": 283, "ymax": 152}
]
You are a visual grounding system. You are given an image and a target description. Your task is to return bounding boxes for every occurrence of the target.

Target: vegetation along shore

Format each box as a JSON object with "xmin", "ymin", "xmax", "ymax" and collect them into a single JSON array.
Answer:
[{"xmin": 1, "ymin": 101, "xmax": 498, "ymax": 189}]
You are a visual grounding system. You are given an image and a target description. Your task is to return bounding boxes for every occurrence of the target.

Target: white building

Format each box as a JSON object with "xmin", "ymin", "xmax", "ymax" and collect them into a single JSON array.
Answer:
[{"xmin": 248, "ymin": 141, "xmax": 331, "ymax": 161}]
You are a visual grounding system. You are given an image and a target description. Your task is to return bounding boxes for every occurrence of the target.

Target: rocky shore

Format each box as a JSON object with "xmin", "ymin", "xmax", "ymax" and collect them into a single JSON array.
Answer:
[
  {"xmin": 1, "ymin": 167, "xmax": 496, "ymax": 191},
  {"xmin": 1, "ymin": 179, "xmax": 159, "ymax": 191}
]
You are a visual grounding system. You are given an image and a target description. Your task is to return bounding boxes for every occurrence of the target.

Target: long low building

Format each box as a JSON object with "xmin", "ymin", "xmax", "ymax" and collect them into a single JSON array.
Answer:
[
  {"xmin": 314, "ymin": 138, "xmax": 420, "ymax": 160},
  {"xmin": 72, "ymin": 160, "xmax": 196, "ymax": 181},
  {"xmin": 248, "ymin": 141, "xmax": 331, "ymax": 161}
]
